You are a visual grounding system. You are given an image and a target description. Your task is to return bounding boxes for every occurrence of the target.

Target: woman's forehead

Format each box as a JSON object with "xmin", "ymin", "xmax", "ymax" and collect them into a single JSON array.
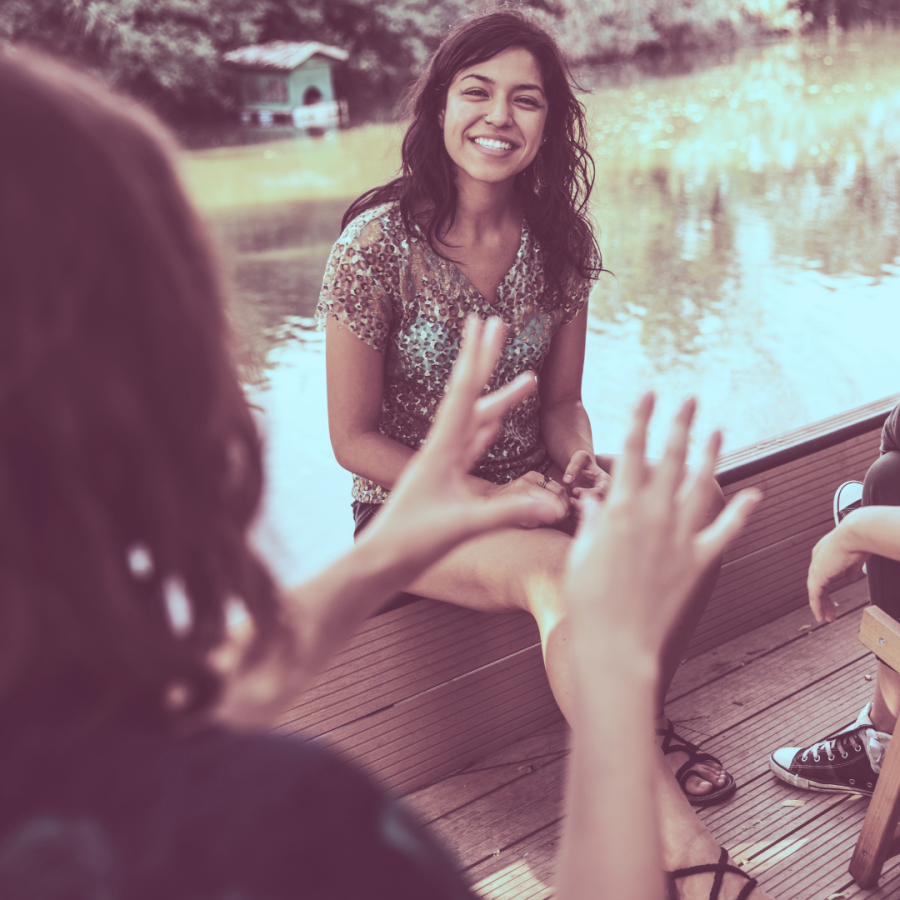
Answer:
[{"xmin": 452, "ymin": 47, "xmax": 544, "ymax": 90}]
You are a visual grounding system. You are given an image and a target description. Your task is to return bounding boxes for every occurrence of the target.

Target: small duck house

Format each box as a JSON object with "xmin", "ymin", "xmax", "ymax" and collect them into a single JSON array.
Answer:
[{"xmin": 222, "ymin": 41, "xmax": 349, "ymax": 129}]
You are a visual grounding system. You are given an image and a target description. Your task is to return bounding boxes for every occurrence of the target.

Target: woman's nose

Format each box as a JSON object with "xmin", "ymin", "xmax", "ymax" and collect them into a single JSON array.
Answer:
[{"xmin": 486, "ymin": 97, "xmax": 513, "ymax": 127}]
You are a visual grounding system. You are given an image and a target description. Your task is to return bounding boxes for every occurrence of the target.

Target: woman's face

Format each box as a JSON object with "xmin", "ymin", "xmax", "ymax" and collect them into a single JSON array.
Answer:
[{"xmin": 440, "ymin": 47, "xmax": 548, "ymax": 190}]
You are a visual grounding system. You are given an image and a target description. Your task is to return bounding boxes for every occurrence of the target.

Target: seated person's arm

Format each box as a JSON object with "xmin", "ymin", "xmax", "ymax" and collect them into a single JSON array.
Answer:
[{"xmin": 809, "ymin": 507, "xmax": 900, "ymax": 623}]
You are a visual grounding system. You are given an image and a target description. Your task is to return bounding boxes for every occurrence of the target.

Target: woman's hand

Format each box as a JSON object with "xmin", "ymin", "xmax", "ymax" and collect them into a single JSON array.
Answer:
[
  {"xmin": 363, "ymin": 315, "xmax": 563, "ymax": 573},
  {"xmin": 565, "ymin": 394, "xmax": 760, "ymax": 661},
  {"xmin": 563, "ymin": 450, "xmax": 611, "ymax": 517},
  {"xmin": 490, "ymin": 471, "xmax": 571, "ymax": 528},
  {"xmin": 808, "ymin": 524, "xmax": 870, "ymax": 624}
]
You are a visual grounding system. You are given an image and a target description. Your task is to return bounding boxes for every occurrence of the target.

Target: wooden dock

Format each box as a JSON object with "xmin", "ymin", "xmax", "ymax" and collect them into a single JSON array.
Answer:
[
  {"xmin": 280, "ymin": 392, "xmax": 900, "ymax": 899},
  {"xmin": 405, "ymin": 578, "xmax": 895, "ymax": 899}
]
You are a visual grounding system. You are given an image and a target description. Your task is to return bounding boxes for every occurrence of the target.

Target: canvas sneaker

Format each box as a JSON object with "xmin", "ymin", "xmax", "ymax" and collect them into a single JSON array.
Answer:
[
  {"xmin": 834, "ymin": 480, "xmax": 864, "ymax": 526},
  {"xmin": 769, "ymin": 703, "xmax": 891, "ymax": 796}
]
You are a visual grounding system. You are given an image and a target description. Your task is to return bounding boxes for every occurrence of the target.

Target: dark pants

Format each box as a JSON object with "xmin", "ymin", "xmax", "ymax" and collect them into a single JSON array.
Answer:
[{"xmin": 864, "ymin": 403, "xmax": 900, "ymax": 617}]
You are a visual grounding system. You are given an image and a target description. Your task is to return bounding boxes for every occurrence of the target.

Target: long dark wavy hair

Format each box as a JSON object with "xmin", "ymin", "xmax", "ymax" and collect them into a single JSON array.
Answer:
[
  {"xmin": 342, "ymin": 9, "xmax": 603, "ymax": 301},
  {"xmin": 0, "ymin": 49, "xmax": 285, "ymax": 736}
]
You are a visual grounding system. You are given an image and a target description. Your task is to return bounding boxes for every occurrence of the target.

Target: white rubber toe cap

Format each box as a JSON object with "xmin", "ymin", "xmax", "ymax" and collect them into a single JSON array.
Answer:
[{"xmin": 771, "ymin": 746, "xmax": 801, "ymax": 770}]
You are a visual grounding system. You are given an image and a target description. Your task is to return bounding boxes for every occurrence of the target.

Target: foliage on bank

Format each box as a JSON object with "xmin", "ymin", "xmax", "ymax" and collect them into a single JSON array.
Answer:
[{"xmin": 0, "ymin": 0, "xmax": 896, "ymax": 122}]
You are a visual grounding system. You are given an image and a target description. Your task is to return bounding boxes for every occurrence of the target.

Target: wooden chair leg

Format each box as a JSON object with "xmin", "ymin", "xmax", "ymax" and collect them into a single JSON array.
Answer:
[
  {"xmin": 851, "ymin": 607, "xmax": 900, "ymax": 887},
  {"xmin": 850, "ymin": 729, "xmax": 900, "ymax": 887}
]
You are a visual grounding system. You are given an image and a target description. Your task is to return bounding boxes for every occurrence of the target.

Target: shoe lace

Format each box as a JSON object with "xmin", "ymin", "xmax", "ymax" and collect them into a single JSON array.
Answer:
[{"xmin": 801, "ymin": 729, "xmax": 864, "ymax": 763}]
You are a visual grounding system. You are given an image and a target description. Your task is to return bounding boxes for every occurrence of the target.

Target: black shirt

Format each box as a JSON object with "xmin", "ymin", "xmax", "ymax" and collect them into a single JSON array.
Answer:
[{"xmin": 0, "ymin": 724, "xmax": 475, "ymax": 900}]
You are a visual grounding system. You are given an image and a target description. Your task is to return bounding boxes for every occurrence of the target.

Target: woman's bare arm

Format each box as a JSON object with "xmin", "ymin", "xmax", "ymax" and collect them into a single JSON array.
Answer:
[
  {"xmin": 538, "ymin": 306, "xmax": 609, "ymax": 496},
  {"xmin": 558, "ymin": 396, "xmax": 760, "ymax": 900},
  {"xmin": 808, "ymin": 506, "xmax": 900, "ymax": 623}
]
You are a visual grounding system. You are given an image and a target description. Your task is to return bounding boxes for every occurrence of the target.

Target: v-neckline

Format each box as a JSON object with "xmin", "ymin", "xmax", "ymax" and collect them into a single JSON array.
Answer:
[{"xmin": 443, "ymin": 219, "xmax": 528, "ymax": 310}]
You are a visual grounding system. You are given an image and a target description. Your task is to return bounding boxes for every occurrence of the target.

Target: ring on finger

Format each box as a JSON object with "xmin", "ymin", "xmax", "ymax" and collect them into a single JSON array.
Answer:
[{"xmin": 537, "ymin": 479, "xmax": 547, "ymax": 489}]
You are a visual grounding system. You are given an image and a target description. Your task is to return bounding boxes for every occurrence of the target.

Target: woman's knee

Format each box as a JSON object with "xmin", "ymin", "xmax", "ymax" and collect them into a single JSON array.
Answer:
[
  {"xmin": 708, "ymin": 477, "xmax": 726, "ymax": 520},
  {"xmin": 864, "ymin": 451, "xmax": 900, "ymax": 508}
]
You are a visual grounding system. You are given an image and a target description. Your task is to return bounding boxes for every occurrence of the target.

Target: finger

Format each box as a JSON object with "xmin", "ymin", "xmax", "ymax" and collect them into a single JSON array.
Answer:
[
  {"xmin": 679, "ymin": 429, "xmax": 722, "ymax": 537},
  {"xmin": 563, "ymin": 451, "xmax": 590, "ymax": 485},
  {"xmin": 475, "ymin": 371, "xmax": 536, "ymax": 423},
  {"xmin": 430, "ymin": 316, "xmax": 486, "ymax": 441},
  {"xmin": 808, "ymin": 578, "xmax": 834, "ymax": 624},
  {"xmin": 477, "ymin": 316, "xmax": 506, "ymax": 390},
  {"xmin": 615, "ymin": 392, "xmax": 655, "ymax": 493},
  {"xmin": 462, "ymin": 373, "xmax": 536, "ymax": 469},
  {"xmin": 654, "ymin": 397, "xmax": 696, "ymax": 499},
  {"xmin": 695, "ymin": 488, "xmax": 761, "ymax": 568},
  {"xmin": 543, "ymin": 478, "xmax": 571, "ymax": 512},
  {"xmin": 472, "ymin": 491, "xmax": 561, "ymax": 533}
]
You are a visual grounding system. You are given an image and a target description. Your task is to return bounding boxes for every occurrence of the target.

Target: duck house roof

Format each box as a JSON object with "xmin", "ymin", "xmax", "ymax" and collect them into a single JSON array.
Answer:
[{"xmin": 222, "ymin": 41, "xmax": 348, "ymax": 73}]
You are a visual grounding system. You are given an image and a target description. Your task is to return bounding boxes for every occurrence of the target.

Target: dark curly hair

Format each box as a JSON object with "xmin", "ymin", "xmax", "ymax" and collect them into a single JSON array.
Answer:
[
  {"xmin": 342, "ymin": 9, "xmax": 603, "ymax": 301},
  {"xmin": 0, "ymin": 49, "xmax": 286, "ymax": 734}
]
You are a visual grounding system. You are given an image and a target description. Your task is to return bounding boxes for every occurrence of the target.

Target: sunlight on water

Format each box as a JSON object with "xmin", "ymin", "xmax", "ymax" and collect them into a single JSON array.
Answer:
[{"xmin": 181, "ymin": 31, "xmax": 900, "ymax": 583}]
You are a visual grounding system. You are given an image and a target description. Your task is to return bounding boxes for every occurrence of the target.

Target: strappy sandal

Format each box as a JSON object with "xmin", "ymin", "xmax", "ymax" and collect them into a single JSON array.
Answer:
[
  {"xmin": 656, "ymin": 720, "xmax": 737, "ymax": 807},
  {"xmin": 668, "ymin": 846, "xmax": 758, "ymax": 900}
]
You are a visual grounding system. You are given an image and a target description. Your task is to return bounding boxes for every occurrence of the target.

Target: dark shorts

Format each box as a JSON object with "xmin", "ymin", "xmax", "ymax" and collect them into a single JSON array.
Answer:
[{"xmin": 352, "ymin": 501, "xmax": 382, "ymax": 540}]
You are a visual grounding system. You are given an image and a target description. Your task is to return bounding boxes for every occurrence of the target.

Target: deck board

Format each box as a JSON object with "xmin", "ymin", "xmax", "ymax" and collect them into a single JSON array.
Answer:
[{"xmin": 407, "ymin": 579, "xmax": 898, "ymax": 899}]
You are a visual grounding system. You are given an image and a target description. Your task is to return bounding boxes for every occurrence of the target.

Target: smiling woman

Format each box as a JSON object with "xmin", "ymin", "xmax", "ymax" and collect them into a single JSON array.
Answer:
[{"xmin": 316, "ymin": 10, "xmax": 771, "ymax": 898}]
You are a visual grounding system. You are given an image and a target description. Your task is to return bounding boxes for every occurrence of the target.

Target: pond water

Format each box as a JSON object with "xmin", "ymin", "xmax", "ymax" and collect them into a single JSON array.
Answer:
[{"xmin": 180, "ymin": 30, "xmax": 900, "ymax": 584}]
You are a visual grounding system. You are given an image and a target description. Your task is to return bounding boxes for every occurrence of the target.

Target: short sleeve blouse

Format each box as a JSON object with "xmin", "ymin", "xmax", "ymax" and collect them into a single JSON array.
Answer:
[{"xmin": 317, "ymin": 203, "xmax": 596, "ymax": 504}]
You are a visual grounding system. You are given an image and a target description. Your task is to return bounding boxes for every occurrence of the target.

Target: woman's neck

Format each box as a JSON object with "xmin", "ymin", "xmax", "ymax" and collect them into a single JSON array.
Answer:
[{"xmin": 450, "ymin": 174, "xmax": 521, "ymax": 243}]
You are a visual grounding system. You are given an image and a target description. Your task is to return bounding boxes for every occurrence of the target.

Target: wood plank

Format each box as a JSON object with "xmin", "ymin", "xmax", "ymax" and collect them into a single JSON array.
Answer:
[
  {"xmin": 669, "ymin": 579, "xmax": 869, "ymax": 701},
  {"xmin": 295, "ymin": 645, "xmax": 562, "ymax": 796},
  {"xmin": 281, "ymin": 600, "xmax": 541, "ymax": 734}
]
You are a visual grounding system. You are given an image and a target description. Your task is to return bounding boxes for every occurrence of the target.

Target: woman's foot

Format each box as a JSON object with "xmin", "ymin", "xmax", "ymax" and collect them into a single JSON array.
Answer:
[
  {"xmin": 656, "ymin": 715, "xmax": 732, "ymax": 802},
  {"xmin": 656, "ymin": 753, "xmax": 776, "ymax": 899},
  {"xmin": 666, "ymin": 834, "xmax": 777, "ymax": 900}
]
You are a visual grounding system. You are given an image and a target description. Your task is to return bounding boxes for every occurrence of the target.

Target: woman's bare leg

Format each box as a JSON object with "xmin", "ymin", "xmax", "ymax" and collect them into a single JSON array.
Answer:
[
  {"xmin": 405, "ymin": 476, "xmax": 728, "ymax": 798},
  {"xmin": 656, "ymin": 754, "xmax": 776, "ymax": 899}
]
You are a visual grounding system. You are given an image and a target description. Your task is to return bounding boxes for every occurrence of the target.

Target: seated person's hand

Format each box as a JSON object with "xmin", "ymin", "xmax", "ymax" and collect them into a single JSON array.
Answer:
[
  {"xmin": 562, "ymin": 450, "xmax": 611, "ymax": 518},
  {"xmin": 807, "ymin": 525, "xmax": 870, "ymax": 624},
  {"xmin": 491, "ymin": 471, "xmax": 572, "ymax": 528},
  {"xmin": 363, "ymin": 315, "xmax": 562, "ymax": 571},
  {"xmin": 564, "ymin": 394, "xmax": 760, "ymax": 663}
]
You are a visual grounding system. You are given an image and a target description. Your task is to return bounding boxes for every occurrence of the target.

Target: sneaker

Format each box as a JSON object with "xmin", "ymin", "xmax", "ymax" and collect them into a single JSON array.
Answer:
[
  {"xmin": 769, "ymin": 703, "xmax": 891, "ymax": 796},
  {"xmin": 834, "ymin": 480, "xmax": 864, "ymax": 525}
]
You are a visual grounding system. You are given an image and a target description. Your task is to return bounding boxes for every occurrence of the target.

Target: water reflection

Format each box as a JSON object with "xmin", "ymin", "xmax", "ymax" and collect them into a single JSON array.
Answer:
[{"xmin": 179, "ymin": 31, "xmax": 900, "ymax": 580}]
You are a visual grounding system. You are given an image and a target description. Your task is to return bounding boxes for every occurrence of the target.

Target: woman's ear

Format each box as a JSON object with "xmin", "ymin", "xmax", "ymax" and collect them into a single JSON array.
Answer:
[{"xmin": 438, "ymin": 109, "xmax": 445, "ymax": 129}]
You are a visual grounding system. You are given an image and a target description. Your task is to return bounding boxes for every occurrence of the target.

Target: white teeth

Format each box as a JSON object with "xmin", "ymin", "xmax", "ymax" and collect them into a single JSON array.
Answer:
[{"xmin": 474, "ymin": 137, "xmax": 513, "ymax": 151}]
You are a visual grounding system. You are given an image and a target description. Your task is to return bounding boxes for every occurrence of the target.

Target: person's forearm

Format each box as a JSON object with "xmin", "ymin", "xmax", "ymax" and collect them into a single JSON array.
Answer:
[
  {"xmin": 279, "ymin": 529, "xmax": 435, "ymax": 684},
  {"xmin": 558, "ymin": 639, "xmax": 665, "ymax": 900},
  {"xmin": 841, "ymin": 507, "xmax": 900, "ymax": 561},
  {"xmin": 540, "ymin": 398, "xmax": 595, "ymax": 468},
  {"xmin": 215, "ymin": 524, "xmax": 450, "ymax": 725}
]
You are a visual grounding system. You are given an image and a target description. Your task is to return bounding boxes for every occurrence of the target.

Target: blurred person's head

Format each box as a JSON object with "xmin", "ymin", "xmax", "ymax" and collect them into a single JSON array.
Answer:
[
  {"xmin": 0, "ymin": 49, "xmax": 283, "ymax": 737},
  {"xmin": 343, "ymin": 8, "xmax": 602, "ymax": 297}
]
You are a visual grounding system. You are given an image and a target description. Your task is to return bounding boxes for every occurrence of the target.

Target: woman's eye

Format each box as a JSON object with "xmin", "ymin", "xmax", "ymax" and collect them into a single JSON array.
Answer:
[
  {"xmin": 517, "ymin": 96, "xmax": 541, "ymax": 108},
  {"xmin": 463, "ymin": 89, "xmax": 488, "ymax": 98}
]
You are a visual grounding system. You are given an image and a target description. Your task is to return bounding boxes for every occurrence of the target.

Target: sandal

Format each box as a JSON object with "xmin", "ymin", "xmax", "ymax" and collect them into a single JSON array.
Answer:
[
  {"xmin": 657, "ymin": 720, "xmax": 737, "ymax": 807},
  {"xmin": 668, "ymin": 846, "xmax": 758, "ymax": 900}
]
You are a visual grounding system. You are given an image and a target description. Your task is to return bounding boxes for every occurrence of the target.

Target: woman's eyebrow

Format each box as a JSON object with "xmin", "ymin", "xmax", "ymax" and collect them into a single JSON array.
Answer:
[{"xmin": 460, "ymin": 73, "xmax": 545, "ymax": 95}]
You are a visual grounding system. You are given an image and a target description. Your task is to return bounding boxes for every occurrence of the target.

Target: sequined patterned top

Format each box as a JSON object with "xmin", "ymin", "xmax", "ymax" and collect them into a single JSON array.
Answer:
[{"xmin": 317, "ymin": 203, "xmax": 596, "ymax": 504}]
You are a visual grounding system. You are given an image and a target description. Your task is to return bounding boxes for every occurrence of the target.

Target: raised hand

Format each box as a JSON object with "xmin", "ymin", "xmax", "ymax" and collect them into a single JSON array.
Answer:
[{"xmin": 564, "ymin": 393, "xmax": 760, "ymax": 660}]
